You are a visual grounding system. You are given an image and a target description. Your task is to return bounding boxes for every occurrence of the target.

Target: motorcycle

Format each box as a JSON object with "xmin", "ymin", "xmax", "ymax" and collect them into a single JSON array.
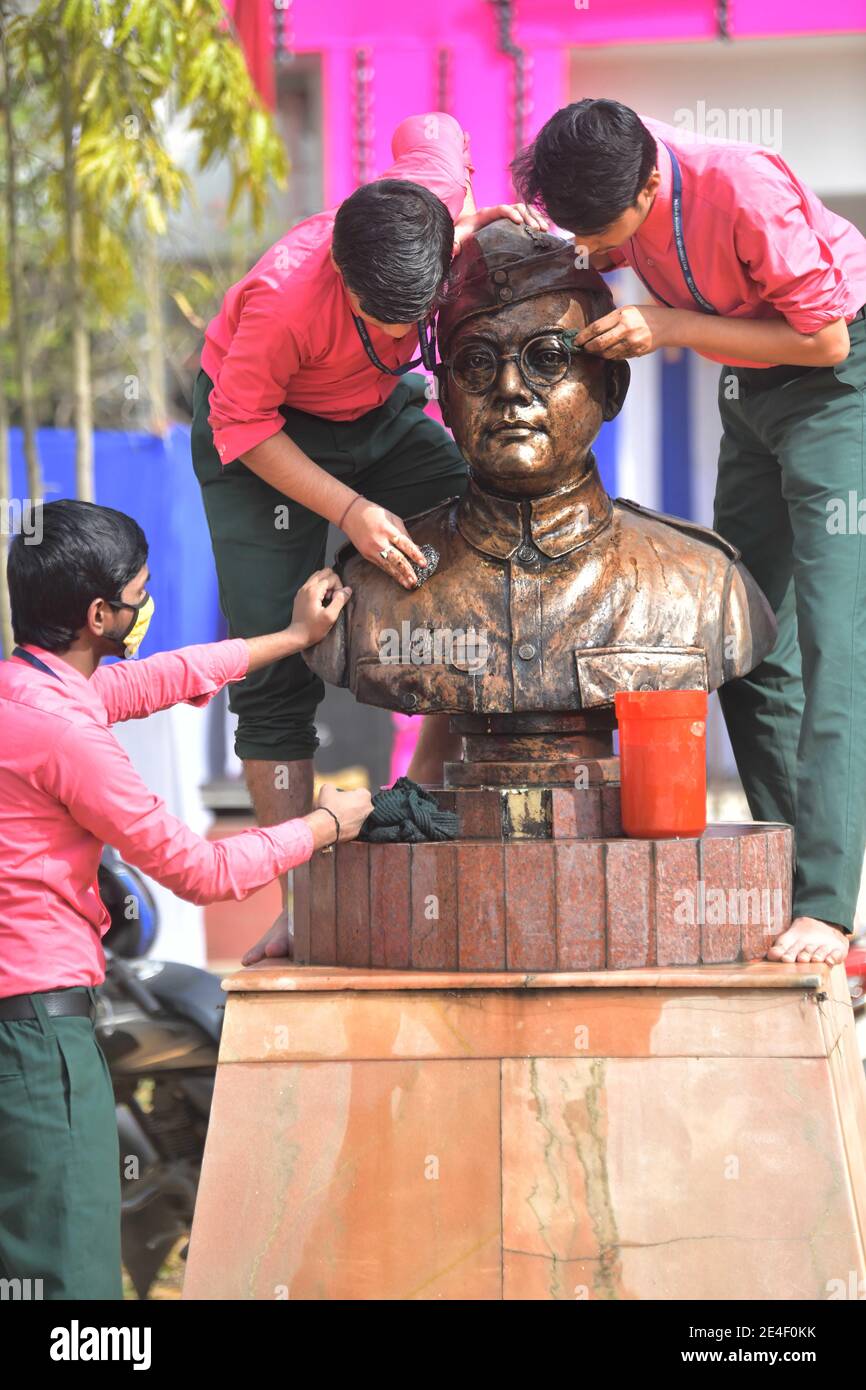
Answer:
[{"xmin": 96, "ymin": 847, "xmax": 225, "ymax": 1300}]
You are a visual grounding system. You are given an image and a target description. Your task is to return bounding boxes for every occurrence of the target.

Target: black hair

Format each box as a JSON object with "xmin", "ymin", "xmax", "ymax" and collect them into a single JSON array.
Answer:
[
  {"xmin": 512, "ymin": 99, "xmax": 658, "ymax": 235},
  {"xmin": 8, "ymin": 498, "xmax": 148, "ymax": 651},
  {"xmin": 332, "ymin": 178, "xmax": 455, "ymax": 323}
]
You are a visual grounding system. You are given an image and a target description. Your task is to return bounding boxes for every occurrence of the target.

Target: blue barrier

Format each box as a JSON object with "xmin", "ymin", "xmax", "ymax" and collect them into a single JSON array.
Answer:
[{"xmin": 8, "ymin": 424, "xmax": 223, "ymax": 656}]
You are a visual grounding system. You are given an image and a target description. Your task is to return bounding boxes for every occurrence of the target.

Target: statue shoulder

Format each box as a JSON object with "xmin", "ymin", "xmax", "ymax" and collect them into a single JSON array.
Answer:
[
  {"xmin": 614, "ymin": 497, "xmax": 741, "ymax": 563},
  {"xmin": 333, "ymin": 494, "xmax": 463, "ymax": 575},
  {"xmin": 614, "ymin": 498, "xmax": 776, "ymax": 679}
]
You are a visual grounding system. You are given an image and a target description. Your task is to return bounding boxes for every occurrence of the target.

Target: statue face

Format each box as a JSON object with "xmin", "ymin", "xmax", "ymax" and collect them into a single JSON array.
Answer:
[{"xmin": 441, "ymin": 290, "xmax": 608, "ymax": 497}]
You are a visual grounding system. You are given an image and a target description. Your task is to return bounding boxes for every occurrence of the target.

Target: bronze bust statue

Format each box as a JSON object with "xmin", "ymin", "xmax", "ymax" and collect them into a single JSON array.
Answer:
[{"xmin": 306, "ymin": 221, "xmax": 777, "ymax": 715}]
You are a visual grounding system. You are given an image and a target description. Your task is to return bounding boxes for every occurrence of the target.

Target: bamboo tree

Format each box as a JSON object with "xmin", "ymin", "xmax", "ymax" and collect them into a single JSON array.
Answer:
[
  {"xmin": 141, "ymin": 218, "xmax": 167, "ymax": 437},
  {"xmin": 0, "ymin": 0, "xmax": 289, "ymax": 499},
  {"xmin": 58, "ymin": 32, "xmax": 94, "ymax": 499},
  {"xmin": 0, "ymin": 346, "xmax": 12, "ymax": 658},
  {"xmin": 0, "ymin": 5, "xmax": 42, "ymax": 500}
]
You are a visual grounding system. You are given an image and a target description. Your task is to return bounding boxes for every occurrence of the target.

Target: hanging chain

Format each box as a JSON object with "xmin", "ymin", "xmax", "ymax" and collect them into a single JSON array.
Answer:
[
  {"xmin": 353, "ymin": 48, "xmax": 375, "ymax": 187},
  {"xmin": 436, "ymin": 46, "xmax": 452, "ymax": 113},
  {"xmin": 272, "ymin": 0, "xmax": 294, "ymax": 64},
  {"xmin": 715, "ymin": 0, "xmax": 731, "ymax": 41},
  {"xmin": 488, "ymin": 0, "xmax": 532, "ymax": 159}
]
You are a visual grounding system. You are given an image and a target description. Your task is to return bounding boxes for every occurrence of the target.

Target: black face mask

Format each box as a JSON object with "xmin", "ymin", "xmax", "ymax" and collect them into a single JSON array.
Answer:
[{"xmin": 103, "ymin": 592, "xmax": 154, "ymax": 658}]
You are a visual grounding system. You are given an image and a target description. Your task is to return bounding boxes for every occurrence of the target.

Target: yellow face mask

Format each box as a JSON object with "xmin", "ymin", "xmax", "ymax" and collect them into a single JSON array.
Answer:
[{"xmin": 112, "ymin": 593, "xmax": 155, "ymax": 659}]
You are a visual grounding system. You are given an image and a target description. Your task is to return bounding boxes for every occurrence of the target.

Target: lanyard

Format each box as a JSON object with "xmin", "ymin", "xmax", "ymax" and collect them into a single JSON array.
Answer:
[
  {"xmin": 629, "ymin": 141, "xmax": 718, "ymax": 316},
  {"xmin": 11, "ymin": 645, "xmax": 64, "ymax": 681},
  {"xmin": 352, "ymin": 314, "xmax": 438, "ymax": 375}
]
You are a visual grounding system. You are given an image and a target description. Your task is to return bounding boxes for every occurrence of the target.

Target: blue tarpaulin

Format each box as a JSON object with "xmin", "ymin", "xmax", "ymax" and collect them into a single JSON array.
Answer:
[{"xmin": 8, "ymin": 424, "xmax": 223, "ymax": 655}]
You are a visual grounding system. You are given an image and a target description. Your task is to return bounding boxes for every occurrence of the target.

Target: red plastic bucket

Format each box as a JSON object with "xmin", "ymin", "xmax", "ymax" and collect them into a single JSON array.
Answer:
[{"xmin": 614, "ymin": 689, "xmax": 708, "ymax": 839}]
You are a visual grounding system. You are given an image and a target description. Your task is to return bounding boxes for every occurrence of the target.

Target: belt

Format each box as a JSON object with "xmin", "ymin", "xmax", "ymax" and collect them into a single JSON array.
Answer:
[{"xmin": 0, "ymin": 987, "xmax": 95, "ymax": 1022}]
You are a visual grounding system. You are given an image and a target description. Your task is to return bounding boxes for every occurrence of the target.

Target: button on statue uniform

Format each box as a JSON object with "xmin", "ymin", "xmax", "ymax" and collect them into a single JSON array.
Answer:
[{"xmin": 305, "ymin": 462, "xmax": 776, "ymax": 715}]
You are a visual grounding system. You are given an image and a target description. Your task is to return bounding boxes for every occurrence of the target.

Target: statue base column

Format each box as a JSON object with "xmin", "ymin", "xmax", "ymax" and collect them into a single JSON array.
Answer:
[{"xmin": 183, "ymin": 960, "xmax": 866, "ymax": 1301}]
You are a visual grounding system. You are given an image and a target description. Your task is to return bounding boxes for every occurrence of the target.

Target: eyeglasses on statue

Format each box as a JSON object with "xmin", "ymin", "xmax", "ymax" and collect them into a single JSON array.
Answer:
[{"xmin": 443, "ymin": 329, "xmax": 586, "ymax": 395}]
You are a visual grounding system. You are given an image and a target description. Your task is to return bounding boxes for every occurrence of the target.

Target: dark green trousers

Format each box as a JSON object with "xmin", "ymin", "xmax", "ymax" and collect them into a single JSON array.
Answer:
[
  {"xmin": 0, "ymin": 988, "xmax": 122, "ymax": 1300},
  {"xmin": 714, "ymin": 315, "xmax": 866, "ymax": 931},
  {"xmin": 191, "ymin": 369, "xmax": 467, "ymax": 762}
]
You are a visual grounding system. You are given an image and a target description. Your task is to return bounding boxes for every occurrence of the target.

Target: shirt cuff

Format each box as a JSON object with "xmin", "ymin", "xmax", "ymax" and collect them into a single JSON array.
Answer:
[
  {"xmin": 210, "ymin": 415, "xmax": 287, "ymax": 467},
  {"xmin": 783, "ymin": 302, "xmax": 853, "ymax": 335},
  {"xmin": 220, "ymin": 637, "xmax": 251, "ymax": 683},
  {"xmin": 180, "ymin": 638, "xmax": 251, "ymax": 709},
  {"xmin": 267, "ymin": 817, "xmax": 315, "ymax": 870}
]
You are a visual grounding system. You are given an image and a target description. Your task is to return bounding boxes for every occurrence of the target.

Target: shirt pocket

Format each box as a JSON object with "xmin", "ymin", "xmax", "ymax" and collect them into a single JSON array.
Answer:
[
  {"xmin": 575, "ymin": 646, "xmax": 709, "ymax": 709},
  {"xmin": 354, "ymin": 657, "xmax": 483, "ymax": 713}
]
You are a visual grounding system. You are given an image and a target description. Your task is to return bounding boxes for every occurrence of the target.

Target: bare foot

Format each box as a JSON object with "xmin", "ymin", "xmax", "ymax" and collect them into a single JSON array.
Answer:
[
  {"xmin": 767, "ymin": 915, "xmax": 850, "ymax": 966},
  {"xmin": 242, "ymin": 908, "xmax": 294, "ymax": 967}
]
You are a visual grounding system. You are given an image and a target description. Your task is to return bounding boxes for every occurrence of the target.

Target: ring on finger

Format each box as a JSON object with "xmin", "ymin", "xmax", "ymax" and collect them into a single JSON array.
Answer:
[{"xmin": 379, "ymin": 547, "xmax": 391, "ymax": 560}]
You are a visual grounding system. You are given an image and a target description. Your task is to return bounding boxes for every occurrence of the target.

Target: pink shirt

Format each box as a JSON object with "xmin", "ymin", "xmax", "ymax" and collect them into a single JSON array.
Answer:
[
  {"xmin": 608, "ymin": 116, "xmax": 866, "ymax": 368},
  {"xmin": 0, "ymin": 640, "xmax": 314, "ymax": 997},
  {"xmin": 202, "ymin": 112, "xmax": 472, "ymax": 465}
]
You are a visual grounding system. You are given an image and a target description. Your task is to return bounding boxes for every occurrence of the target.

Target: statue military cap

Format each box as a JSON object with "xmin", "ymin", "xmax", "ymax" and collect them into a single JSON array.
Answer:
[
  {"xmin": 437, "ymin": 219, "xmax": 630, "ymax": 421},
  {"xmin": 438, "ymin": 222, "xmax": 617, "ymax": 347}
]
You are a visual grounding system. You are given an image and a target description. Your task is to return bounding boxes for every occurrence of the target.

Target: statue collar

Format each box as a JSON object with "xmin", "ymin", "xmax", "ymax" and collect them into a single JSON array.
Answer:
[{"xmin": 456, "ymin": 460, "xmax": 614, "ymax": 560}]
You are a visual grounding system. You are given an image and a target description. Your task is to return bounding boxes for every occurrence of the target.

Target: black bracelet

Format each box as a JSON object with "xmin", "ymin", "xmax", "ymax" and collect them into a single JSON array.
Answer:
[
  {"xmin": 338, "ymin": 494, "xmax": 363, "ymax": 531},
  {"xmin": 318, "ymin": 805, "xmax": 341, "ymax": 847}
]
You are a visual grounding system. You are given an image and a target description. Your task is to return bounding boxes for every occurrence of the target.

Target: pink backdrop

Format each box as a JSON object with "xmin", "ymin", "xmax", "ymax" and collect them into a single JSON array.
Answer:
[
  {"xmin": 244, "ymin": 0, "xmax": 866, "ymax": 206},
  {"xmin": 226, "ymin": 0, "xmax": 866, "ymax": 781}
]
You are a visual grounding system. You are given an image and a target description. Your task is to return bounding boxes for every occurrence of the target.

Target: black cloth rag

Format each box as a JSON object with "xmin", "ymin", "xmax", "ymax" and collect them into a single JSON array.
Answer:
[{"xmin": 359, "ymin": 776, "xmax": 459, "ymax": 844}]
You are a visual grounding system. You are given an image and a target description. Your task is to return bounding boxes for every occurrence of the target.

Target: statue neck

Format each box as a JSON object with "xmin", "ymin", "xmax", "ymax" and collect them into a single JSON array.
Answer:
[{"xmin": 457, "ymin": 456, "xmax": 614, "ymax": 560}]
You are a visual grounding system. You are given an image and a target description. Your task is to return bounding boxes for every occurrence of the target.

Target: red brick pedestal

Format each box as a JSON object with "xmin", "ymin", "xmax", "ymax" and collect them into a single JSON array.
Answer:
[{"xmin": 293, "ymin": 822, "xmax": 793, "ymax": 972}]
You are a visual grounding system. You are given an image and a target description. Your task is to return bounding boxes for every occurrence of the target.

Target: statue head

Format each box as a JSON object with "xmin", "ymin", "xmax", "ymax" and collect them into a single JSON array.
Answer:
[
  {"xmin": 437, "ymin": 221, "xmax": 629, "ymax": 497},
  {"xmin": 306, "ymin": 220, "xmax": 778, "ymax": 724}
]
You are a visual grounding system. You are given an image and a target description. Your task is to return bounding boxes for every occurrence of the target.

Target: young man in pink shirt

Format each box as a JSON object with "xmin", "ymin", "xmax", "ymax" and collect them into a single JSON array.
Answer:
[
  {"xmin": 0, "ymin": 498, "xmax": 372, "ymax": 1298},
  {"xmin": 514, "ymin": 99, "xmax": 866, "ymax": 968},
  {"xmin": 193, "ymin": 110, "xmax": 544, "ymax": 963}
]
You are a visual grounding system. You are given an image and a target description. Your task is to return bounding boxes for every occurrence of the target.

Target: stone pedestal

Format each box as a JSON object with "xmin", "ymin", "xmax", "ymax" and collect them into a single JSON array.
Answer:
[{"xmin": 183, "ymin": 959, "xmax": 866, "ymax": 1301}]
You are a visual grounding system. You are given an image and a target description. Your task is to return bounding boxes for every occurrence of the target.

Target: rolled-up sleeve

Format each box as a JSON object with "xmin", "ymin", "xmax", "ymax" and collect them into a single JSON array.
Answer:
[
  {"xmin": 734, "ymin": 159, "xmax": 853, "ymax": 334},
  {"xmin": 92, "ymin": 638, "xmax": 250, "ymax": 725},
  {"xmin": 384, "ymin": 112, "xmax": 472, "ymax": 221},
  {"xmin": 207, "ymin": 278, "xmax": 303, "ymax": 465},
  {"xmin": 41, "ymin": 722, "xmax": 314, "ymax": 906}
]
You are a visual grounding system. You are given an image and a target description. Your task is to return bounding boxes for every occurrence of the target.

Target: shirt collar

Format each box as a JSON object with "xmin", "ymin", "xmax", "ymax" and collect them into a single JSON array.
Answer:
[
  {"xmin": 456, "ymin": 460, "xmax": 614, "ymax": 560},
  {"xmin": 630, "ymin": 135, "xmax": 674, "ymax": 258},
  {"xmin": 17, "ymin": 644, "xmax": 93, "ymax": 693}
]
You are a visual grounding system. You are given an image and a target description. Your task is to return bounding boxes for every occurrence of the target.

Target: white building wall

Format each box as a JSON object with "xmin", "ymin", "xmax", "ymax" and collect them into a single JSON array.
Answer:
[{"xmin": 570, "ymin": 35, "xmax": 866, "ymax": 201}]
